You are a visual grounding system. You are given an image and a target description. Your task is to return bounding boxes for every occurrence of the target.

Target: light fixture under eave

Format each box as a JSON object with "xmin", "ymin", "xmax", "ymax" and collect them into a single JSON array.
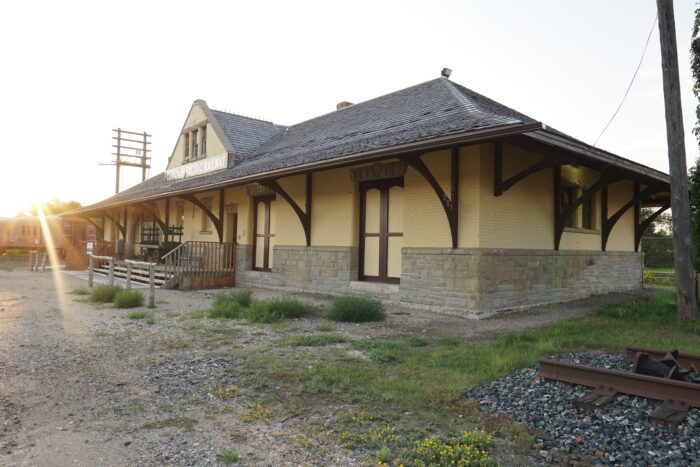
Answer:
[{"xmin": 441, "ymin": 68, "xmax": 452, "ymax": 79}]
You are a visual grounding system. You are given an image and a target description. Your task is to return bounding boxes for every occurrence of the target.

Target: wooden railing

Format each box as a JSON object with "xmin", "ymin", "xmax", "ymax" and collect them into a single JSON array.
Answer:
[
  {"xmin": 88, "ymin": 255, "xmax": 157, "ymax": 307},
  {"xmin": 161, "ymin": 241, "xmax": 236, "ymax": 279}
]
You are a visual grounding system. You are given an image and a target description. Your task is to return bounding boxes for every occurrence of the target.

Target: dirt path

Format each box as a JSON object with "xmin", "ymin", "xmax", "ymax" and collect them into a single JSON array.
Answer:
[{"xmin": 0, "ymin": 266, "xmax": 653, "ymax": 466}]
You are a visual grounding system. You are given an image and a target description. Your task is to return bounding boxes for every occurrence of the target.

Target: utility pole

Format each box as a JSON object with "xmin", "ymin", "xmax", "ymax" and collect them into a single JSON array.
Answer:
[
  {"xmin": 656, "ymin": 0, "xmax": 698, "ymax": 321},
  {"xmin": 101, "ymin": 128, "xmax": 152, "ymax": 194}
]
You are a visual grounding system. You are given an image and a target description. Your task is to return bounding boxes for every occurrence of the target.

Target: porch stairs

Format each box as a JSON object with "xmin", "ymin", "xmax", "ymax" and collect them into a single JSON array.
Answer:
[{"xmin": 93, "ymin": 263, "xmax": 173, "ymax": 288}]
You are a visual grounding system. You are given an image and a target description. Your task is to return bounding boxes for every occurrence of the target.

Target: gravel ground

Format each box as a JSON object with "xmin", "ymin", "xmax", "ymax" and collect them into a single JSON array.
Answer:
[
  {"xmin": 464, "ymin": 353, "xmax": 700, "ymax": 466},
  {"xmin": 0, "ymin": 263, "xmax": 660, "ymax": 466}
]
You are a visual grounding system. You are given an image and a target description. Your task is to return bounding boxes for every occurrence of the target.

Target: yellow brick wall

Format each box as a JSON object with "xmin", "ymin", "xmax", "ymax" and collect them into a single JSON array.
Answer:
[
  {"xmin": 403, "ymin": 149, "xmax": 453, "ymax": 248},
  {"xmin": 605, "ymin": 180, "xmax": 635, "ymax": 252},
  {"xmin": 458, "ymin": 145, "xmax": 481, "ymax": 248},
  {"xmin": 275, "ymin": 175, "xmax": 307, "ymax": 246},
  {"xmin": 477, "ymin": 143, "xmax": 553, "ymax": 249},
  {"xmin": 311, "ymin": 167, "xmax": 358, "ymax": 246}
]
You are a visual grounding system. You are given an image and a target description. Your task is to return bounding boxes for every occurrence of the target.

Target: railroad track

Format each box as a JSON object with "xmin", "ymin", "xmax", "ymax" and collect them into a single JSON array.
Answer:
[{"xmin": 538, "ymin": 346, "xmax": 700, "ymax": 427}]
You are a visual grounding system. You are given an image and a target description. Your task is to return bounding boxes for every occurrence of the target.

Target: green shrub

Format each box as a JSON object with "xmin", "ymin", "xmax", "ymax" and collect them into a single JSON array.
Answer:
[
  {"xmin": 207, "ymin": 289, "xmax": 252, "ymax": 319},
  {"xmin": 353, "ymin": 339, "xmax": 404, "ymax": 362},
  {"xmin": 113, "ymin": 289, "xmax": 145, "ymax": 308},
  {"xmin": 278, "ymin": 334, "xmax": 348, "ymax": 346},
  {"xmin": 244, "ymin": 298, "xmax": 311, "ymax": 323},
  {"xmin": 89, "ymin": 284, "xmax": 122, "ymax": 303},
  {"xmin": 208, "ymin": 298, "xmax": 245, "ymax": 319},
  {"xmin": 327, "ymin": 296, "xmax": 385, "ymax": 322},
  {"xmin": 408, "ymin": 336, "xmax": 428, "ymax": 347}
]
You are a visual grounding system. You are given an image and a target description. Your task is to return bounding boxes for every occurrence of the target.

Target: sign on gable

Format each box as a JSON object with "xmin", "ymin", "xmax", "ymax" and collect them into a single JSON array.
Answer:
[{"xmin": 166, "ymin": 153, "xmax": 228, "ymax": 181}]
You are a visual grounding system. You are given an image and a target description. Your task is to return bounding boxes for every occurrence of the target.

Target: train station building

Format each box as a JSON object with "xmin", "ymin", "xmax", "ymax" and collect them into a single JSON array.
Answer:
[{"xmin": 69, "ymin": 76, "xmax": 671, "ymax": 317}]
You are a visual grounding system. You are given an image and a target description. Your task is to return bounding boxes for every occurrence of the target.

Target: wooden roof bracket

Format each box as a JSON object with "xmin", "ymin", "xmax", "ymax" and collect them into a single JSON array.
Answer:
[
  {"xmin": 179, "ymin": 193, "xmax": 223, "ymax": 242},
  {"xmin": 633, "ymin": 181, "xmax": 671, "ymax": 252},
  {"xmin": 101, "ymin": 211, "xmax": 126, "ymax": 240},
  {"xmin": 401, "ymin": 147, "xmax": 459, "ymax": 248},
  {"xmin": 137, "ymin": 202, "xmax": 167, "ymax": 233},
  {"xmin": 73, "ymin": 215, "xmax": 104, "ymax": 237},
  {"xmin": 554, "ymin": 169, "xmax": 626, "ymax": 250},
  {"xmin": 258, "ymin": 173, "xmax": 312, "ymax": 247},
  {"xmin": 601, "ymin": 182, "xmax": 665, "ymax": 252},
  {"xmin": 494, "ymin": 141, "xmax": 573, "ymax": 196}
]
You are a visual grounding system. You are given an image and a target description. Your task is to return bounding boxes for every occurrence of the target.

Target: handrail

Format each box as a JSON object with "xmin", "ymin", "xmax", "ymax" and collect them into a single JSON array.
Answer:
[
  {"xmin": 161, "ymin": 241, "xmax": 188, "ymax": 261},
  {"xmin": 124, "ymin": 259, "xmax": 157, "ymax": 266}
]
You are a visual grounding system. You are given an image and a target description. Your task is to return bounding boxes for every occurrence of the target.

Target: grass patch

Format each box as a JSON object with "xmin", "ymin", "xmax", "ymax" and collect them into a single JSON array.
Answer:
[
  {"xmin": 89, "ymin": 284, "xmax": 122, "ymax": 303},
  {"xmin": 439, "ymin": 334, "xmax": 459, "ymax": 346},
  {"xmin": 217, "ymin": 448, "xmax": 240, "ymax": 463},
  {"xmin": 408, "ymin": 336, "xmax": 428, "ymax": 347},
  {"xmin": 244, "ymin": 298, "xmax": 311, "ymax": 323},
  {"xmin": 315, "ymin": 323, "xmax": 334, "ymax": 332},
  {"xmin": 188, "ymin": 309, "xmax": 206, "ymax": 319},
  {"xmin": 277, "ymin": 333, "xmax": 348, "ymax": 347},
  {"xmin": 241, "ymin": 402, "xmax": 273, "ymax": 423},
  {"xmin": 141, "ymin": 416, "xmax": 197, "ymax": 431},
  {"xmin": 113, "ymin": 289, "xmax": 145, "ymax": 308},
  {"xmin": 68, "ymin": 288, "xmax": 90, "ymax": 296},
  {"xmin": 327, "ymin": 296, "xmax": 386, "ymax": 322},
  {"xmin": 205, "ymin": 326, "xmax": 242, "ymax": 337},
  {"xmin": 245, "ymin": 290, "xmax": 700, "ymax": 413},
  {"xmin": 208, "ymin": 290, "xmax": 252, "ymax": 319},
  {"xmin": 127, "ymin": 311, "xmax": 150, "ymax": 320},
  {"xmin": 353, "ymin": 339, "xmax": 405, "ymax": 363}
]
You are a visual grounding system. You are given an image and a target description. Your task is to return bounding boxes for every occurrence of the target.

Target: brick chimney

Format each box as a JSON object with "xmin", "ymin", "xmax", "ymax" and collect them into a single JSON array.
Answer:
[{"xmin": 336, "ymin": 101, "xmax": 353, "ymax": 110}]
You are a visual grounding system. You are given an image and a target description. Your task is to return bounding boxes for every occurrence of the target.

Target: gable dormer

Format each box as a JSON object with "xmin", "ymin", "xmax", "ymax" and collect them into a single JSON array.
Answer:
[{"xmin": 165, "ymin": 100, "xmax": 234, "ymax": 180}]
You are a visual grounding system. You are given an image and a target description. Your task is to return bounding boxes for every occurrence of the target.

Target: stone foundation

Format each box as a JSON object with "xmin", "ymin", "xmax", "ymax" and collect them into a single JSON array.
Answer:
[
  {"xmin": 400, "ymin": 248, "xmax": 643, "ymax": 317},
  {"xmin": 234, "ymin": 244, "xmax": 643, "ymax": 318}
]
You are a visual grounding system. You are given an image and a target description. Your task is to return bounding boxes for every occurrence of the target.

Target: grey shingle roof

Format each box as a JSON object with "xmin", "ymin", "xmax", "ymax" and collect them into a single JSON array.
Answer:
[
  {"xmin": 73, "ymin": 77, "xmax": 668, "ymax": 213},
  {"xmin": 209, "ymin": 110, "xmax": 285, "ymax": 160}
]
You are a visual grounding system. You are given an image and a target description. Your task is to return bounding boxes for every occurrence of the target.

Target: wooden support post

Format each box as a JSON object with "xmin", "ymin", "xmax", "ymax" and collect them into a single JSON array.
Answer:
[
  {"xmin": 28, "ymin": 251, "xmax": 33, "ymax": 271},
  {"xmin": 34, "ymin": 251, "xmax": 39, "ymax": 272},
  {"xmin": 108, "ymin": 259, "xmax": 115, "ymax": 286},
  {"xmin": 41, "ymin": 251, "xmax": 47, "ymax": 273},
  {"xmin": 88, "ymin": 256, "xmax": 94, "ymax": 288},
  {"xmin": 219, "ymin": 189, "xmax": 225, "ymax": 243},
  {"xmin": 126, "ymin": 263, "xmax": 132, "ymax": 289},
  {"xmin": 148, "ymin": 264, "xmax": 155, "ymax": 308}
]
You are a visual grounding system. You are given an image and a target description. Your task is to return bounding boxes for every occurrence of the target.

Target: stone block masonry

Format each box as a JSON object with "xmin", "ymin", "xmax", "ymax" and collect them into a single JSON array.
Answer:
[
  {"xmin": 234, "ymin": 245, "xmax": 643, "ymax": 318},
  {"xmin": 400, "ymin": 248, "xmax": 642, "ymax": 317}
]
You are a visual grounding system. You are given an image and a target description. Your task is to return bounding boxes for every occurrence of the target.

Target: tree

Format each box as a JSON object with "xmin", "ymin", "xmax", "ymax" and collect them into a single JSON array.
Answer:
[
  {"xmin": 641, "ymin": 208, "xmax": 673, "ymax": 236},
  {"xmin": 691, "ymin": 6, "xmax": 700, "ymax": 271},
  {"xmin": 16, "ymin": 198, "xmax": 82, "ymax": 217}
]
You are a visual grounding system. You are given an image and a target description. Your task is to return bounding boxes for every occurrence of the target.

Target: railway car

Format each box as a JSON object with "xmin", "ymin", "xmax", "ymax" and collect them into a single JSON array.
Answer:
[{"xmin": 0, "ymin": 216, "xmax": 96, "ymax": 257}]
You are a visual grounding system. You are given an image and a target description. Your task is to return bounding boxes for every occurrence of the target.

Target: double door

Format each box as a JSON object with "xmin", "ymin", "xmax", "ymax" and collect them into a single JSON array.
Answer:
[{"xmin": 359, "ymin": 178, "xmax": 403, "ymax": 283}]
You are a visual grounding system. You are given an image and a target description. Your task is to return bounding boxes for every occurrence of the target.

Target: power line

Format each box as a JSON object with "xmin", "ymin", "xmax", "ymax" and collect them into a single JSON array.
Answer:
[{"xmin": 593, "ymin": 15, "xmax": 658, "ymax": 147}]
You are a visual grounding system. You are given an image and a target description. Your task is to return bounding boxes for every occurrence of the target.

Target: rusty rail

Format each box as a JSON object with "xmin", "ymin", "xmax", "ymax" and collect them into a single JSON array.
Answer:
[
  {"xmin": 538, "ymin": 357, "xmax": 700, "ymax": 427},
  {"xmin": 626, "ymin": 346, "xmax": 700, "ymax": 371}
]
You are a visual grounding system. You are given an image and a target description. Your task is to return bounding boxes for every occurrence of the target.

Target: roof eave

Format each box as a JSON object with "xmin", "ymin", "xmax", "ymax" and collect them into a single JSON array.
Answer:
[{"xmin": 72, "ymin": 122, "xmax": 542, "ymax": 214}]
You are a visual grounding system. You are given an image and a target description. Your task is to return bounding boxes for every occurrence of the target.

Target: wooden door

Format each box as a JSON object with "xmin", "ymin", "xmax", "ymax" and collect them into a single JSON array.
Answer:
[
  {"xmin": 359, "ymin": 178, "xmax": 404, "ymax": 283},
  {"xmin": 252, "ymin": 196, "xmax": 275, "ymax": 271}
]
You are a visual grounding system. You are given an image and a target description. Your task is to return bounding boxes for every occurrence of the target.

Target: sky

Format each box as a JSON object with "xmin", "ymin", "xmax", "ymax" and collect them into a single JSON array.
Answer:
[{"xmin": 0, "ymin": 0, "xmax": 697, "ymax": 217}]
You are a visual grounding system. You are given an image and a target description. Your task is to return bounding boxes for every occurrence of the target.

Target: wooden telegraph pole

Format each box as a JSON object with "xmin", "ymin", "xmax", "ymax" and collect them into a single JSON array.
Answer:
[{"xmin": 656, "ymin": 0, "xmax": 698, "ymax": 321}]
